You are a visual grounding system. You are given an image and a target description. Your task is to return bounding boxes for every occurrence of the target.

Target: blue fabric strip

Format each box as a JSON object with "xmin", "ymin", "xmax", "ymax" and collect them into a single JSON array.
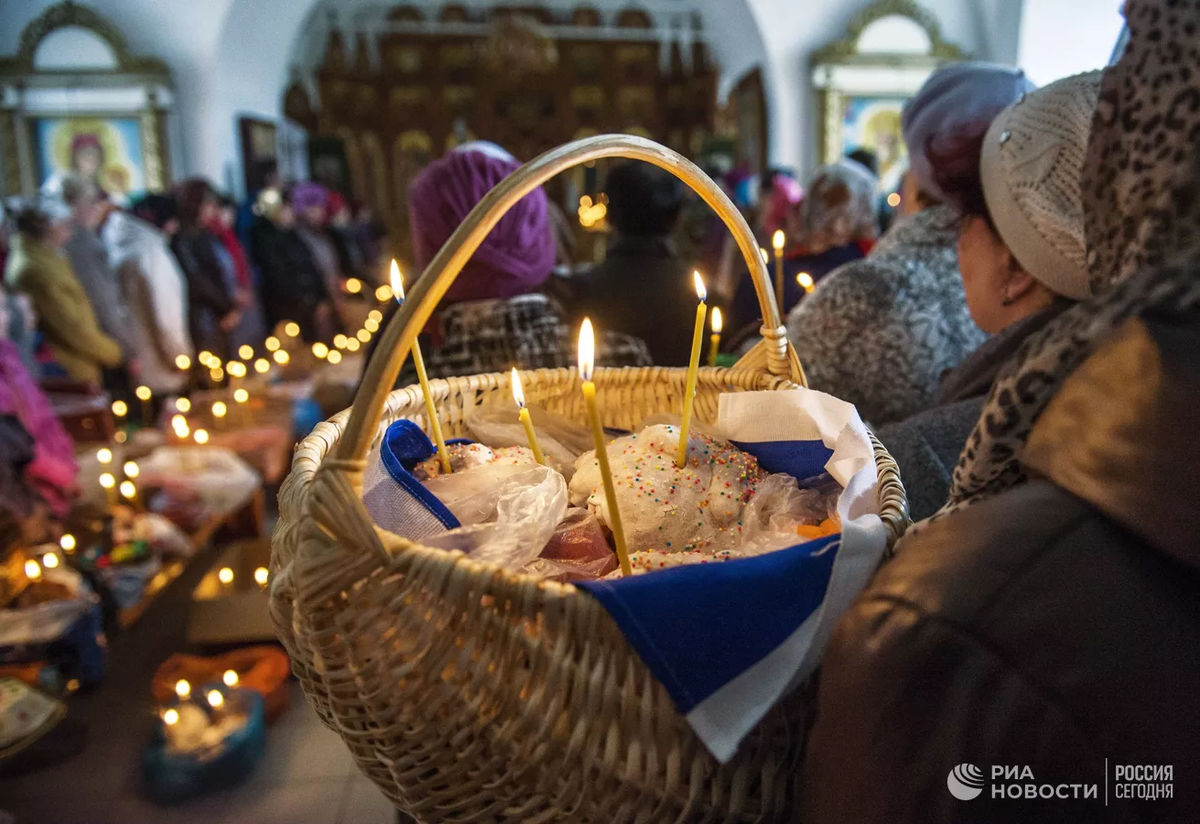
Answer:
[
  {"xmin": 578, "ymin": 534, "xmax": 840, "ymax": 713},
  {"xmin": 731, "ymin": 438, "xmax": 833, "ymax": 481},
  {"xmin": 379, "ymin": 420, "xmax": 461, "ymax": 531}
]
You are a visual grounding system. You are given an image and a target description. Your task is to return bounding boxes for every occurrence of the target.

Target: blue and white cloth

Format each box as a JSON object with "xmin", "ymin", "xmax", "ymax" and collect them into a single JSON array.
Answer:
[
  {"xmin": 363, "ymin": 391, "xmax": 886, "ymax": 762},
  {"xmin": 577, "ymin": 389, "xmax": 886, "ymax": 761}
]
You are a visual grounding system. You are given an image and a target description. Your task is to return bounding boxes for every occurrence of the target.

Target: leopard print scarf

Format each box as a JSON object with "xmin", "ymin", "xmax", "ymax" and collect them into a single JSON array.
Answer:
[{"xmin": 922, "ymin": 0, "xmax": 1200, "ymax": 525}]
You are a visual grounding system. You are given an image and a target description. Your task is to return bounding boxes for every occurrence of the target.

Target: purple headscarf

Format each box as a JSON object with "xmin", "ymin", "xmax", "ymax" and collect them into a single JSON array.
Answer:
[
  {"xmin": 409, "ymin": 147, "xmax": 555, "ymax": 304},
  {"xmin": 290, "ymin": 181, "xmax": 330, "ymax": 214},
  {"xmin": 901, "ymin": 62, "xmax": 1036, "ymax": 203}
]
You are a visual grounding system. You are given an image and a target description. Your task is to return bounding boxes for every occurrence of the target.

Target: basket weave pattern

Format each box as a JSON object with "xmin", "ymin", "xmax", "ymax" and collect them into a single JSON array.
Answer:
[
  {"xmin": 273, "ymin": 367, "xmax": 905, "ymax": 822},
  {"xmin": 271, "ymin": 136, "xmax": 908, "ymax": 822}
]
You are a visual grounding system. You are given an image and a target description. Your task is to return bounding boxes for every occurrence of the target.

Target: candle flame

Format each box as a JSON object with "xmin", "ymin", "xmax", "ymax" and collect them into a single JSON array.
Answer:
[
  {"xmin": 797, "ymin": 272, "xmax": 814, "ymax": 290},
  {"xmin": 175, "ymin": 354, "xmax": 191, "ymax": 371},
  {"xmin": 97, "ymin": 447, "xmax": 113, "ymax": 464},
  {"xmin": 194, "ymin": 429, "xmax": 210, "ymax": 445},
  {"xmin": 511, "ymin": 368, "xmax": 526, "ymax": 409},
  {"xmin": 254, "ymin": 358, "xmax": 270, "ymax": 374},
  {"xmin": 43, "ymin": 553, "xmax": 59, "ymax": 569},
  {"xmin": 24, "ymin": 559, "xmax": 41, "ymax": 580},
  {"xmin": 119, "ymin": 480, "xmax": 136, "ymax": 500},
  {"xmin": 111, "ymin": 400, "xmax": 128, "ymax": 417},
  {"xmin": 692, "ymin": 270, "xmax": 707, "ymax": 303},
  {"xmin": 124, "ymin": 461, "xmax": 139, "ymax": 478},
  {"xmin": 136, "ymin": 385, "xmax": 152, "ymax": 401},
  {"xmin": 578, "ymin": 318, "xmax": 595, "ymax": 382},
  {"xmin": 238, "ymin": 344, "xmax": 254, "ymax": 360},
  {"xmin": 223, "ymin": 669, "xmax": 239, "ymax": 687},
  {"xmin": 773, "ymin": 229, "xmax": 786, "ymax": 251},
  {"xmin": 60, "ymin": 534, "xmax": 76, "ymax": 552},
  {"xmin": 162, "ymin": 708, "xmax": 180, "ymax": 726},
  {"xmin": 218, "ymin": 567, "xmax": 234, "ymax": 584},
  {"xmin": 99, "ymin": 473, "xmax": 115, "ymax": 489},
  {"xmin": 712, "ymin": 306, "xmax": 723, "ymax": 334},
  {"xmin": 175, "ymin": 679, "xmax": 191, "ymax": 699},
  {"xmin": 176, "ymin": 398, "xmax": 191, "ymax": 413},
  {"xmin": 206, "ymin": 690, "xmax": 224, "ymax": 709},
  {"xmin": 390, "ymin": 260, "xmax": 405, "ymax": 302},
  {"xmin": 254, "ymin": 566, "xmax": 269, "ymax": 586},
  {"xmin": 234, "ymin": 388, "xmax": 250, "ymax": 403},
  {"xmin": 213, "ymin": 401, "xmax": 227, "ymax": 418}
]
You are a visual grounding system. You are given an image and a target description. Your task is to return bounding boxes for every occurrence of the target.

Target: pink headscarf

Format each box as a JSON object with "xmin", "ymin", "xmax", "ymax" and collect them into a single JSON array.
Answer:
[
  {"xmin": 762, "ymin": 174, "xmax": 803, "ymax": 238},
  {"xmin": 408, "ymin": 148, "xmax": 555, "ymax": 304},
  {"xmin": 0, "ymin": 339, "xmax": 78, "ymax": 515}
]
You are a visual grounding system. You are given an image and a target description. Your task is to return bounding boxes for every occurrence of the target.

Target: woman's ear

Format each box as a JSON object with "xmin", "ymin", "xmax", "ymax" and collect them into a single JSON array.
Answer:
[{"xmin": 1001, "ymin": 255, "xmax": 1039, "ymax": 306}]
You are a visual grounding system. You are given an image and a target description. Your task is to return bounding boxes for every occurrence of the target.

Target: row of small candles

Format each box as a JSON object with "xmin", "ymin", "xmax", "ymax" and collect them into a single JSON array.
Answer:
[{"xmin": 163, "ymin": 672, "xmax": 240, "ymax": 728}]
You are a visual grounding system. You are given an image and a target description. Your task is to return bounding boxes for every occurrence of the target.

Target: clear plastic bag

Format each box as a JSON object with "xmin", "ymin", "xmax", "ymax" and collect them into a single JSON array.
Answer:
[
  {"xmin": 737, "ymin": 474, "xmax": 840, "ymax": 555},
  {"xmin": 465, "ymin": 408, "xmax": 592, "ymax": 480},
  {"xmin": 526, "ymin": 508, "xmax": 618, "ymax": 582},
  {"xmin": 422, "ymin": 462, "xmax": 568, "ymax": 569}
]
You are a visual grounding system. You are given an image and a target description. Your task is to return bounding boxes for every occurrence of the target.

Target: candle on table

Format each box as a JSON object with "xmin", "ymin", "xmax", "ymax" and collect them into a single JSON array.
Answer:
[
  {"xmin": 391, "ymin": 261, "xmax": 450, "ymax": 474},
  {"xmin": 797, "ymin": 271, "xmax": 814, "ymax": 295},
  {"xmin": 99, "ymin": 472, "xmax": 117, "ymax": 508},
  {"xmin": 135, "ymin": 385, "xmax": 153, "ymax": 426},
  {"xmin": 578, "ymin": 319, "xmax": 631, "ymax": 577},
  {"xmin": 676, "ymin": 271, "xmax": 708, "ymax": 468},
  {"xmin": 510, "ymin": 368, "xmax": 546, "ymax": 465},
  {"xmin": 212, "ymin": 401, "xmax": 227, "ymax": 431},
  {"xmin": 772, "ymin": 230, "xmax": 786, "ymax": 313},
  {"xmin": 111, "ymin": 400, "xmax": 128, "ymax": 425},
  {"xmin": 708, "ymin": 306, "xmax": 723, "ymax": 368}
]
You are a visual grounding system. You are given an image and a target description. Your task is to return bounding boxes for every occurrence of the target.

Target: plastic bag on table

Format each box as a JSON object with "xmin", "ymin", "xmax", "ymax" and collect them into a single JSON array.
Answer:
[
  {"xmin": 421, "ymin": 462, "xmax": 568, "ymax": 569},
  {"xmin": 138, "ymin": 447, "xmax": 260, "ymax": 519},
  {"xmin": 736, "ymin": 473, "xmax": 841, "ymax": 555}
]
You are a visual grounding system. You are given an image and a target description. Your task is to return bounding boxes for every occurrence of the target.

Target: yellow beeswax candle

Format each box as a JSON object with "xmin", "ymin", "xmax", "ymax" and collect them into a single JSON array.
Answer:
[
  {"xmin": 578, "ymin": 319, "xmax": 631, "ymax": 577},
  {"xmin": 676, "ymin": 271, "xmax": 708, "ymax": 467},
  {"xmin": 392, "ymin": 261, "xmax": 450, "ymax": 474},
  {"xmin": 511, "ymin": 368, "xmax": 546, "ymax": 465}
]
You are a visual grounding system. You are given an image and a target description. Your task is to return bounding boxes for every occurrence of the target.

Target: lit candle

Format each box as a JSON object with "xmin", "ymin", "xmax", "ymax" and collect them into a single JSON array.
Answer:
[
  {"xmin": 111, "ymin": 399, "xmax": 128, "ymax": 423},
  {"xmin": 578, "ymin": 319, "xmax": 631, "ymax": 576},
  {"xmin": 772, "ymin": 229, "xmax": 786, "ymax": 313},
  {"xmin": 124, "ymin": 461, "xmax": 139, "ymax": 479},
  {"xmin": 511, "ymin": 368, "xmax": 546, "ymax": 465},
  {"xmin": 273, "ymin": 350, "xmax": 290, "ymax": 365},
  {"xmin": 345, "ymin": 277, "xmax": 363, "ymax": 295},
  {"xmin": 797, "ymin": 271, "xmax": 815, "ymax": 295},
  {"xmin": 119, "ymin": 480, "xmax": 138, "ymax": 506},
  {"xmin": 194, "ymin": 428, "xmax": 209, "ymax": 446},
  {"xmin": 223, "ymin": 669, "xmax": 240, "ymax": 688},
  {"xmin": 212, "ymin": 401, "xmax": 227, "ymax": 431},
  {"xmin": 175, "ymin": 397, "xmax": 192, "ymax": 414},
  {"xmin": 333, "ymin": 334, "xmax": 348, "ymax": 351},
  {"xmin": 42, "ymin": 552, "xmax": 59, "ymax": 569},
  {"xmin": 326, "ymin": 350, "xmax": 343, "ymax": 365},
  {"xmin": 60, "ymin": 534, "xmax": 76, "ymax": 553},
  {"xmin": 135, "ymin": 385, "xmax": 153, "ymax": 425},
  {"xmin": 708, "ymin": 306, "xmax": 723, "ymax": 368},
  {"xmin": 175, "ymin": 679, "xmax": 191, "ymax": 700},
  {"xmin": 99, "ymin": 472, "xmax": 117, "ymax": 508},
  {"xmin": 162, "ymin": 708, "xmax": 180, "ymax": 727},
  {"xmin": 176, "ymin": 354, "xmax": 191, "ymax": 372},
  {"xmin": 392, "ymin": 261, "xmax": 450, "ymax": 474},
  {"xmin": 356, "ymin": 328, "xmax": 371, "ymax": 344},
  {"xmin": 97, "ymin": 447, "xmax": 113, "ymax": 466},
  {"xmin": 218, "ymin": 566, "xmax": 234, "ymax": 585},
  {"xmin": 254, "ymin": 358, "xmax": 270, "ymax": 375},
  {"xmin": 375, "ymin": 283, "xmax": 394, "ymax": 303},
  {"xmin": 676, "ymin": 272, "xmax": 708, "ymax": 468},
  {"xmin": 24, "ymin": 558, "xmax": 41, "ymax": 581},
  {"xmin": 284, "ymin": 322, "xmax": 300, "ymax": 339},
  {"xmin": 238, "ymin": 344, "xmax": 254, "ymax": 361},
  {"xmin": 254, "ymin": 566, "xmax": 269, "ymax": 587},
  {"xmin": 311, "ymin": 342, "xmax": 329, "ymax": 360},
  {"xmin": 265, "ymin": 337, "xmax": 280, "ymax": 352}
]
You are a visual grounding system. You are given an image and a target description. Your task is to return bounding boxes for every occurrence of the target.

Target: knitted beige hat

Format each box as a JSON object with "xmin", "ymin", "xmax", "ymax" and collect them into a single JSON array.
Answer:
[{"xmin": 980, "ymin": 70, "xmax": 1103, "ymax": 300}]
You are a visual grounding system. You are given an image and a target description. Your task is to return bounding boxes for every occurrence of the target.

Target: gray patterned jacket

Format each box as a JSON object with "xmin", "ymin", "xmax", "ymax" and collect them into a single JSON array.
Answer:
[{"xmin": 786, "ymin": 206, "xmax": 986, "ymax": 426}]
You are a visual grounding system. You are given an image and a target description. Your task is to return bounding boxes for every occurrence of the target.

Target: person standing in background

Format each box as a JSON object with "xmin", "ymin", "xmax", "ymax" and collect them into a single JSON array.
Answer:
[
  {"xmin": 207, "ymin": 194, "xmax": 266, "ymax": 350},
  {"xmin": 171, "ymin": 179, "xmax": 238, "ymax": 362},
  {"xmin": 326, "ymin": 191, "xmax": 365, "ymax": 284},
  {"xmin": 250, "ymin": 188, "xmax": 333, "ymax": 342},
  {"xmin": 59, "ymin": 175, "xmax": 138, "ymax": 389},
  {"xmin": 576, "ymin": 161, "xmax": 695, "ymax": 366},
  {"xmin": 786, "ymin": 63, "xmax": 1033, "ymax": 427},
  {"xmin": 103, "ymin": 194, "xmax": 193, "ymax": 396},
  {"xmin": 4, "ymin": 198, "xmax": 123, "ymax": 386},
  {"xmin": 290, "ymin": 182, "xmax": 346, "ymax": 325}
]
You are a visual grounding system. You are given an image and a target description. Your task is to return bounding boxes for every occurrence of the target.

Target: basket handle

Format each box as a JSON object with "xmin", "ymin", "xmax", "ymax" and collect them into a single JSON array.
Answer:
[{"xmin": 336, "ymin": 134, "xmax": 804, "ymax": 465}]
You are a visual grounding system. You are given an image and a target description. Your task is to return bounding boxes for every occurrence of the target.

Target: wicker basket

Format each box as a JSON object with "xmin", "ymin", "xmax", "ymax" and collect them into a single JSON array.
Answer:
[{"xmin": 271, "ymin": 135, "xmax": 909, "ymax": 823}]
